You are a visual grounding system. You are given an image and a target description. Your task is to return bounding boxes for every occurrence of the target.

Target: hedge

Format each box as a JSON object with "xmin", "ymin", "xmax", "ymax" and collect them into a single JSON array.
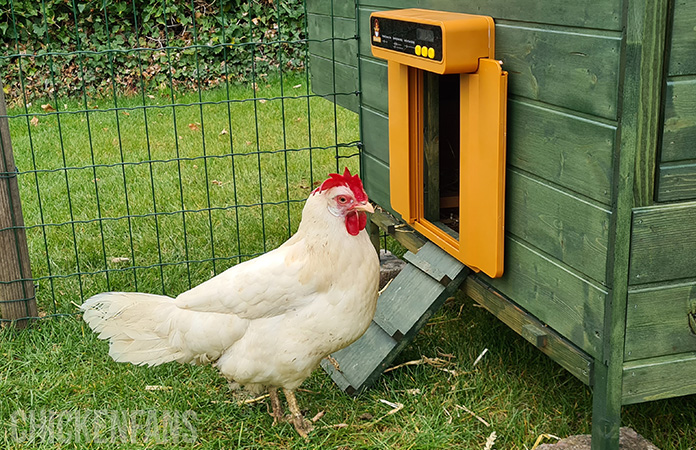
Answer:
[{"xmin": 0, "ymin": 0, "xmax": 306, "ymax": 102}]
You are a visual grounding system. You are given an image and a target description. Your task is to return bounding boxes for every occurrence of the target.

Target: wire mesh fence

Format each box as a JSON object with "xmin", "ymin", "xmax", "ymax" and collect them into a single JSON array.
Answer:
[{"xmin": 0, "ymin": 0, "xmax": 361, "ymax": 326}]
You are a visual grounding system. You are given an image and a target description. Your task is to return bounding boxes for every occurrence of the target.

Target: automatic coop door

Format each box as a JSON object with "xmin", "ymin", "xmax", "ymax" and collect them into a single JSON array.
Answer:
[{"xmin": 371, "ymin": 8, "xmax": 508, "ymax": 278}]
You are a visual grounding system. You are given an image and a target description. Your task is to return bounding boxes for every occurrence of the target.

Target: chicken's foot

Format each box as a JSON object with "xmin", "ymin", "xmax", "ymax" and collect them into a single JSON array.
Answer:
[
  {"xmin": 283, "ymin": 388, "xmax": 314, "ymax": 438},
  {"xmin": 268, "ymin": 388, "xmax": 285, "ymax": 426}
]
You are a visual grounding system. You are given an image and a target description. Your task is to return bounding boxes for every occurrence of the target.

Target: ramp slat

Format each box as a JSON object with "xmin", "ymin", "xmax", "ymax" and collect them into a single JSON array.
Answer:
[{"xmin": 322, "ymin": 242, "xmax": 470, "ymax": 394}]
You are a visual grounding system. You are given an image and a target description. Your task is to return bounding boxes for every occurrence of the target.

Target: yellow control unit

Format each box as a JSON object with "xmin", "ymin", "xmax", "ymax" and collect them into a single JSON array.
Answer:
[{"xmin": 370, "ymin": 8, "xmax": 508, "ymax": 278}]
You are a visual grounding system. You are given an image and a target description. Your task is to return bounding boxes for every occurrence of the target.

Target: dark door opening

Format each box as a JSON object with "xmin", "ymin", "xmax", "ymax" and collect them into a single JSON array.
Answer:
[{"xmin": 422, "ymin": 72, "xmax": 460, "ymax": 237}]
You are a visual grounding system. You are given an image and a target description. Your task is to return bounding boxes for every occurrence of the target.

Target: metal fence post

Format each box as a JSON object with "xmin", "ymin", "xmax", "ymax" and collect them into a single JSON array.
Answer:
[{"xmin": 0, "ymin": 81, "xmax": 37, "ymax": 328}]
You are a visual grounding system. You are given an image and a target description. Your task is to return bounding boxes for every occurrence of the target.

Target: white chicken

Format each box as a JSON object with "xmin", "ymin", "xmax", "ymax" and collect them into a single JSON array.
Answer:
[{"xmin": 81, "ymin": 168, "xmax": 379, "ymax": 437}]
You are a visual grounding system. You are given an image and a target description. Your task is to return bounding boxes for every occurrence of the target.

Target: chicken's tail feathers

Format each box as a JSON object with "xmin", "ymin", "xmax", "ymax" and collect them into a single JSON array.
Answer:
[{"xmin": 81, "ymin": 292, "xmax": 187, "ymax": 366}]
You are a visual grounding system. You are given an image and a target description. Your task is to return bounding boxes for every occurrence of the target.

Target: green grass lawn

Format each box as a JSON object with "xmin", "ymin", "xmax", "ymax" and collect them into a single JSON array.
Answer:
[
  {"xmin": 1, "ymin": 75, "xmax": 695, "ymax": 449},
  {"xmin": 2, "ymin": 295, "xmax": 695, "ymax": 449},
  {"xmin": 6, "ymin": 73, "xmax": 360, "ymax": 314}
]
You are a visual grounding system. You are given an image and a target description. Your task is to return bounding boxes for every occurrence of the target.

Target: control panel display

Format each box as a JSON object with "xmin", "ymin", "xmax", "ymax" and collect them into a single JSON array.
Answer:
[{"xmin": 371, "ymin": 17, "xmax": 443, "ymax": 61}]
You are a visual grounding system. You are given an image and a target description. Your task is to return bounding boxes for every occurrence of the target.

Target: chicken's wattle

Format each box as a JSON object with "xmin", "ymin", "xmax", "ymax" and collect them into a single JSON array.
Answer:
[{"xmin": 345, "ymin": 211, "xmax": 367, "ymax": 236}]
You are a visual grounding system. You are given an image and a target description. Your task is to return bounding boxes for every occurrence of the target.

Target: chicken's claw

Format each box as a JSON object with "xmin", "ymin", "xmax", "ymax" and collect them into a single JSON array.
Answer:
[
  {"xmin": 288, "ymin": 414, "xmax": 314, "ymax": 438},
  {"xmin": 284, "ymin": 388, "xmax": 314, "ymax": 438}
]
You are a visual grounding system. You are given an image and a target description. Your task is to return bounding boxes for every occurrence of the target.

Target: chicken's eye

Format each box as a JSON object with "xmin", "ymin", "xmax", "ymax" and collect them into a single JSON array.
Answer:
[{"xmin": 337, "ymin": 196, "xmax": 349, "ymax": 204}]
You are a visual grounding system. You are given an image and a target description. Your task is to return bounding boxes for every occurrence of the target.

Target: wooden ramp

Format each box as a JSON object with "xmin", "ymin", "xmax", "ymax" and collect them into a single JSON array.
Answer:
[{"xmin": 321, "ymin": 242, "xmax": 470, "ymax": 395}]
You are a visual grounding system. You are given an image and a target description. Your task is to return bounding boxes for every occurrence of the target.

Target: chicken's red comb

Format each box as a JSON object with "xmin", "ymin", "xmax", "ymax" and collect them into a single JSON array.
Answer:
[{"xmin": 318, "ymin": 167, "xmax": 368, "ymax": 202}]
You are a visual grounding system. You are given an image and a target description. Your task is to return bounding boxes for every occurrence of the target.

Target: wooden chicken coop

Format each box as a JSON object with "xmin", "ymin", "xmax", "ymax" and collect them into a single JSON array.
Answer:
[{"xmin": 307, "ymin": 1, "xmax": 696, "ymax": 449}]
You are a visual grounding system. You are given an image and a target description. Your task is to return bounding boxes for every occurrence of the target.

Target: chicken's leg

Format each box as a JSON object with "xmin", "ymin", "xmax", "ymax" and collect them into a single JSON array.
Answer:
[
  {"xmin": 283, "ymin": 388, "xmax": 314, "ymax": 438},
  {"xmin": 268, "ymin": 388, "xmax": 285, "ymax": 426}
]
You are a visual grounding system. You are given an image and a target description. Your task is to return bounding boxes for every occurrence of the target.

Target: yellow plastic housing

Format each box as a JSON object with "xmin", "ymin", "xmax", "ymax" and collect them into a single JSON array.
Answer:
[
  {"xmin": 371, "ymin": 9, "xmax": 508, "ymax": 278},
  {"xmin": 370, "ymin": 9, "xmax": 494, "ymax": 74}
]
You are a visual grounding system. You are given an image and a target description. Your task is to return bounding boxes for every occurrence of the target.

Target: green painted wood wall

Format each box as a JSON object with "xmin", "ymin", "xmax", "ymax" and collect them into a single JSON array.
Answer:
[
  {"xmin": 657, "ymin": 1, "xmax": 696, "ymax": 202},
  {"xmin": 622, "ymin": 1, "xmax": 696, "ymax": 406},
  {"xmin": 307, "ymin": 2, "xmax": 359, "ymax": 113},
  {"xmin": 624, "ymin": 201, "xmax": 696, "ymax": 403},
  {"xmin": 310, "ymin": 0, "xmax": 620, "ymax": 362}
]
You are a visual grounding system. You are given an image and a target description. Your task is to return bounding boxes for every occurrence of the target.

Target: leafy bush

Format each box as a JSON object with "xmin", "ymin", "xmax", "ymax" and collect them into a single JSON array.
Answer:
[{"xmin": 0, "ymin": 0, "xmax": 306, "ymax": 102}]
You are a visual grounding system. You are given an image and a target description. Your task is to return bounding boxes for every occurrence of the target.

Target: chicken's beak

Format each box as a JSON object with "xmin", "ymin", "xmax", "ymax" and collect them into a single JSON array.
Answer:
[{"xmin": 352, "ymin": 201, "xmax": 375, "ymax": 214}]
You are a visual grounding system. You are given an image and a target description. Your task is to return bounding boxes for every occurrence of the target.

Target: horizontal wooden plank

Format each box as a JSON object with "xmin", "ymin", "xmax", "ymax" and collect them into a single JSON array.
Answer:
[
  {"xmin": 667, "ymin": 0, "xmax": 696, "ymax": 77},
  {"xmin": 307, "ymin": 13, "xmax": 358, "ymax": 67},
  {"xmin": 507, "ymin": 99, "xmax": 616, "ymax": 205},
  {"xmin": 483, "ymin": 236, "xmax": 607, "ymax": 358},
  {"xmin": 623, "ymin": 352, "xmax": 696, "ymax": 404},
  {"xmin": 359, "ymin": 57, "xmax": 389, "ymax": 114},
  {"xmin": 362, "ymin": 152, "xmax": 392, "ymax": 212},
  {"xmin": 359, "ymin": 0, "xmax": 621, "ymax": 31},
  {"xmin": 404, "ymin": 252, "xmax": 451, "ymax": 285},
  {"xmin": 410, "ymin": 241, "xmax": 468, "ymax": 281},
  {"xmin": 656, "ymin": 161, "xmax": 696, "ymax": 202},
  {"xmin": 309, "ymin": 55, "xmax": 359, "ymax": 113},
  {"xmin": 495, "ymin": 24, "xmax": 621, "ymax": 120},
  {"xmin": 359, "ymin": 8, "xmax": 385, "ymax": 58},
  {"xmin": 360, "ymin": 106, "xmax": 389, "ymax": 164},
  {"xmin": 358, "ymin": 8, "xmax": 622, "ymax": 119},
  {"xmin": 373, "ymin": 263, "xmax": 446, "ymax": 338},
  {"xmin": 466, "ymin": 275, "xmax": 593, "ymax": 385},
  {"xmin": 321, "ymin": 321, "xmax": 397, "ymax": 394},
  {"xmin": 660, "ymin": 78, "xmax": 696, "ymax": 163},
  {"xmin": 625, "ymin": 282, "xmax": 696, "ymax": 361},
  {"xmin": 306, "ymin": 0, "xmax": 355, "ymax": 19},
  {"xmin": 629, "ymin": 202, "xmax": 696, "ymax": 284},
  {"xmin": 506, "ymin": 170, "xmax": 611, "ymax": 283},
  {"xmin": 374, "ymin": 246, "xmax": 468, "ymax": 339}
]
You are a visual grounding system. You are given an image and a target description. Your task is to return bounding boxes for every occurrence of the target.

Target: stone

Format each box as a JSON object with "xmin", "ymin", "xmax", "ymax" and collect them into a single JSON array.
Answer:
[
  {"xmin": 535, "ymin": 427, "xmax": 660, "ymax": 450},
  {"xmin": 379, "ymin": 249, "xmax": 406, "ymax": 290}
]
